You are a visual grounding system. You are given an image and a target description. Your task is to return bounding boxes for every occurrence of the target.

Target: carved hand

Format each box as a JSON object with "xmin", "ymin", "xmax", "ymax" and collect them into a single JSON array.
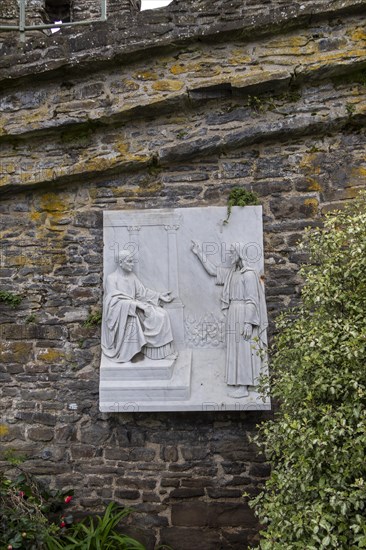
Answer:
[
  {"xmin": 160, "ymin": 291, "xmax": 173, "ymax": 303},
  {"xmin": 242, "ymin": 323, "xmax": 253, "ymax": 340},
  {"xmin": 191, "ymin": 240, "xmax": 201, "ymax": 255},
  {"xmin": 135, "ymin": 301, "xmax": 147, "ymax": 311}
]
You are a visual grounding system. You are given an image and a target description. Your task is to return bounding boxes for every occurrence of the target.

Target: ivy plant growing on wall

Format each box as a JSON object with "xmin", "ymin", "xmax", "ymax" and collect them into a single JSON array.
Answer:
[
  {"xmin": 0, "ymin": 290, "xmax": 22, "ymax": 307},
  {"xmin": 251, "ymin": 192, "xmax": 366, "ymax": 549},
  {"xmin": 225, "ymin": 188, "xmax": 259, "ymax": 223}
]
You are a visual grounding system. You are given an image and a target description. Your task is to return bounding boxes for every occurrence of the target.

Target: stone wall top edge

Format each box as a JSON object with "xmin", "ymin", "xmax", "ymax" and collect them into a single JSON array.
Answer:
[
  {"xmin": 1, "ymin": 112, "xmax": 365, "ymax": 198},
  {"xmin": 0, "ymin": 0, "xmax": 365, "ymax": 86}
]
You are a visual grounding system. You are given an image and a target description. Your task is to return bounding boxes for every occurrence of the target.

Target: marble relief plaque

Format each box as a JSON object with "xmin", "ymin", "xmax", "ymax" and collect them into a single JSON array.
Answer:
[{"xmin": 99, "ymin": 206, "xmax": 270, "ymax": 412}]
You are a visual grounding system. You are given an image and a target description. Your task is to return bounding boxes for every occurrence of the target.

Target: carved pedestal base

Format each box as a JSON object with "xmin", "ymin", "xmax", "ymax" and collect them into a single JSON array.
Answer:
[
  {"xmin": 100, "ymin": 350, "xmax": 192, "ymax": 409},
  {"xmin": 101, "ymin": 354, "xmax": 176, "ymax": 381}
]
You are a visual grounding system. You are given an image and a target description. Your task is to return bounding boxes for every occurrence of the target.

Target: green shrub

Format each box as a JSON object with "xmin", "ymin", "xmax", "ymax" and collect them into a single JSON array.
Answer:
[
  {"xmin": 250, "ymin": 192, "xmax": 366, "ymax": 549},
  {"xmin": 50, "ymin": 502, "xmax": 145, "ymax": 550},
  {"xmin": 0, "ymin": 468, "xmax": 71, "ymax": 549},
  {"xmin": 0, "ymin": 465, "xmax": 145, "ymax": 550}
]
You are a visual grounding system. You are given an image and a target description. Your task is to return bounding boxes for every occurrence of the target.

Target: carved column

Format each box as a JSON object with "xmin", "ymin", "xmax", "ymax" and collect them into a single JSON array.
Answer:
[
  {"xmin": 164, "ymin": 224, "xmax": 185, "ymax": 347},
  {"xmin": 127, "ymin": 225, "xmax": 141, "ymax": 275},
  {"xmin": 164, "ymin": 224, "xmax": 180, "ymax": 299}
]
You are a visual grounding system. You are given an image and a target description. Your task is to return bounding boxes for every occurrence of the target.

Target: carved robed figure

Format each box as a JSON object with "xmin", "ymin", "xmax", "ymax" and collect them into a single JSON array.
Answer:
[
  {"xmin": 101, "ymin": 251, "xmax": 175, "ymax": 362},
  {"xmin": 192, "ymin": 241, "xmax": 268, "ymax": 397}
]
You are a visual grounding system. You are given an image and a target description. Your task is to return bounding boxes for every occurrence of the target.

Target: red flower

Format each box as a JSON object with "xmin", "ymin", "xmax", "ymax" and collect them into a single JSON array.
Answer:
[
  {"xmin": 64, "ymin": 495, "xmax": 72, "ymax": 504},
  {"xmin": 18, "ymin": 491, "xmax": 25, "ymax": 498},
  {"xmin": 60, "ymin": 521, "xmax": 66, "ymax": 528}
]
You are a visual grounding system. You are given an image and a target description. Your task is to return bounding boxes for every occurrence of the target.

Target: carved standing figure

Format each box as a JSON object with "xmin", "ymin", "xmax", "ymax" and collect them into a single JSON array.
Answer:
[
  {"xmin": 102, "ymin": 250, "xmax": 175, "ymax": 362},
  {"xmin": 191, "ymin": 241, "xmax": 267, "ymax": 397}
]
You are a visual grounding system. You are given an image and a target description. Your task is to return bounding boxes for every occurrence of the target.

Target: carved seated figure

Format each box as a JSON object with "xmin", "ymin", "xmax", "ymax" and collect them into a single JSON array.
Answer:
[{"xmin": 101, "ymin": 250, "xmax": 175, "ymax": 363}]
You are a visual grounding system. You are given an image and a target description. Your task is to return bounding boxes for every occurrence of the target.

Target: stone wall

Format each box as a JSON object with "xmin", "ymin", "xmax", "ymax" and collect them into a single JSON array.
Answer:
[
  {"xmin": 1, "ymin": 0, "xmax": 366, "ymax": 548},
  {"xmin": 0, "ymin": 0, "xmax": 140, "ymax": 27}
]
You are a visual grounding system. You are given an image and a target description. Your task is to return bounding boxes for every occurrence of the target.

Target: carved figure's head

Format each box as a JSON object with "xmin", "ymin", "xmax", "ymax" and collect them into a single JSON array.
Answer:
[
  {"xmin": 229, "ymin": 243, "xmax": 242, "ymax": 266},
  {"xmin": 118, "ymin": 250, "xmax": 134, "ymax": 272},
  {"xmin": 229, "ymin": 242, "xmax": 250, "ymax": 268}
]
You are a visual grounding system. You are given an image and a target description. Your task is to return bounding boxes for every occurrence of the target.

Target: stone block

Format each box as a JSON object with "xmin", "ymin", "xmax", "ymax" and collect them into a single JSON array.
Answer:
[
  {"xmin": 115, "ymin": 489, "xmax": 140, "ymax": 500},
  {"xmin": 32, "ymin": 412, "xmax": 57, "ymax": 426},
  {"xmin": 169, "ymin": 487, "xmax": 204, "ymax": 499},
  {"xmin": 27, "ymin": 427, "xmax": 54, "ymax": 441},
  {"xmin": 181, "ymin": 446, "xmax": 209, "ymax": 460},
  {"xmin": 161, "ymin": 476, "xmax": 180, "ymax": 488},
  {"xmin": 104, "ymin": 447, "xmax": 130, "ymax": 461},
  {"xmin": 74, "ymin": 212, "xmax": 102, "ymax": 228},
  {"xmin": 86, "ymin": 475, "xmax": 113, "ymax": 487},
  {"xmin": 116, "ymin": 477, "xmax": 157, "ymax": 490},
  {"xmin": 181, "ymin": 477, "xmax": 214, "ymax": 488},
  {"xmin": 207, "ymin": 488, "xmax": 243, "ymax": 498},
  {"xmin": 270, "ymin": 196, "xmax": 319, "ymax": 220},
  {"xmin": 142, "ymin": 492, "xmax": 160, "ymax": 503},
  {"xmin": 0, "ymin": 342, "xmax": 33, "ymax": 363},
  {"xmin": 171, "ymin": 502, "xmax": 255, "ymax": 527},
  {"xmin": 71, "ymin": 445, "xmax": 98, "ymax": 459},
  {"xmin": 161, "ymin": 527, "xmax": 221, "ymax": 550},
  {"xmin": 249, "ymin": 463, "xmax": 271, "ymax": 478},
  {"xmin": 161, "ymin": 446, "xmax": 178, "ymax": 462},
  {"xmin": 129, "ymin": 448, "xmax": 156, "ymax": 462}
]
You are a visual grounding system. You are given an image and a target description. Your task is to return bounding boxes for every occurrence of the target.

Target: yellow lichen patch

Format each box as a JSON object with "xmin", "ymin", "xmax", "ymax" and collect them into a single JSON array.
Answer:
[
  {"xmin": 81, "ymin": 151, "xmax": 149, "ymax": 173},
  {"xmin": 1, "ymin": 342, "xmax": 33, "ymax": 363},
  {"xmin": 167, "ymin": 116, "xmax": 187, "ymax": 124},
  {"xmin": 170, "ymin": 64, "xmax": 187, "ymax": 75},
  {"xmin": 267, "ymin": 43, "xmax": 317, "ymax": 57},
  {"xmin": 349, "ymin": 28, "xmax": 366, "ymax": 41},
  {"xmin": 30, "ymin": 210, "xmax": 43, "ymax": 223},
  {"xmin": 227, "ymin": 55, "xmax": 252, "ymax": 66},
  {"xmin": 136, "ymin": 182, "xmax": 162, "ymax": 195},
  {"xmin": 344, "ymin": 187, "xmax": 361, "ymax": 199},
  {"xmin": 40, "ymin": 193, "xmax": 69, "ymax": 213},
  {"xmin": 134, "ymin": 71, "xmax": 159, "ymax": 81},
  {"xmin": 7, "ymin": 255, "xmax": 28, "ymax": 267},
  {"xmin": 0, "ymin": 175, "xmax": 11, "ymax": 188},
  {"xmin": 350, "ymin": 166, "xmax": 366, "ymax": 184},
  {"xmin": 0, "ymin": 424, "xmax": 9, "ymax": 437},
  {"xmin": 119, "ymin": 80, "xmax": 139, "ymax": 91},
  {"xmin": 190, "ymin": 63, "xmax": 221, "ymax": 77},
  {"xmin": 267, "ymin": 35, "xmax": 312, "ymax": 48},
  {"xmin": 309, "ymin": 48, "xmax": 366, "ymax": 70},
  {"xmin": 37, "ymin": 348, "xmax": 65, "ymax": 362},
  {"xmin": 2, "ymin": 162, "xmax": 16, "ymax": 174},
  {"xmin": 0, "ymin": 117, "xmax": 7, "ymax": 136},
  {"xmin": 231, "ymin": 70, "xmax": 289, "ymax": 88},
  {"xmin": 304, "ymin": 198, "xmax": 319, "ymax": 216},
  {"xmin": 305, "ymin": 177, "xmax": 322, "ymax": 192},
  {"xmin": 356, "ymin": 101, "xmax": 366, "ymax": 114},
  {"xmin": 110, "ymin": 186, "xmax": 134, "ymax": 197},
  {"xmin": 300, "ymin": 153, "xmax": 322, "ymax": 174},
  {"xmin": 152, "ymin": 80, "xmax": 184, "ymax": 92},
  {"xmin": 23, "ymin": 105, "xmax": 50, "ymax": 128},
  {"xmin": 116, "ymin": 141, "xmax": 130, "ymax": 155}
]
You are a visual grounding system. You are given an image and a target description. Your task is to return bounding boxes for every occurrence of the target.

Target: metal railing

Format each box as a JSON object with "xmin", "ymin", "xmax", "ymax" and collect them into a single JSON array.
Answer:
[{"xmin": 0, "ymin": 0, "xmax": 107, "ymax": 40}]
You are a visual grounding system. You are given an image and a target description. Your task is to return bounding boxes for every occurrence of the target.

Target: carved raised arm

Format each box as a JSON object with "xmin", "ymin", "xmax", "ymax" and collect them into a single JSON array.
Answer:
[{"xmin": 191, "ymin": 240, "xmax": 217, "ymax": 277}]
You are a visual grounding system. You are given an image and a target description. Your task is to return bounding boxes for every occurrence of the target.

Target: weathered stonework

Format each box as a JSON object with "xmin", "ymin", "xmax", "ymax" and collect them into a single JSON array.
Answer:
[
  {"xmin": 1, "ymin": 0, "xmax": 366, "ymax": 548},
  {"xmin": 0, "ymin": 0, "xmax": 140, "ymax": 28}
]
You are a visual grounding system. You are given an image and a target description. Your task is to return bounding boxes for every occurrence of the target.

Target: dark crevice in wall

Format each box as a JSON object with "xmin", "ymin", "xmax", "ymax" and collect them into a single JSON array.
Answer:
[{"xmin": 44, "ymin": 0, "xmax": 72, "ymax": 22}]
